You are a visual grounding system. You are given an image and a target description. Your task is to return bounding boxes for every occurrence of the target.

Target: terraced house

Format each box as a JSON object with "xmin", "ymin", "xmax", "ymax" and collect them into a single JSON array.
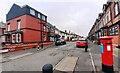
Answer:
[
  {"xmin": 0, "ymin": 22, "xmax": 6, "ymax": 46},
  {"xmin": 88, "ymin": 0, "xmax": 120, "ymax": 47}
]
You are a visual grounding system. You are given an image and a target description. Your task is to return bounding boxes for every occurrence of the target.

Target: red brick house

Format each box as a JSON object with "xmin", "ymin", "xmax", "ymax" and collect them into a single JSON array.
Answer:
[
  {"xmin": 88, "ymin": 0, "xmax": 120, "ymax": 47},
  {"xmin": 0, "ymin": 21, "xmax": 6, "ymax": 46},
  {"xmin": 5, "ymin": 4, "xmax": 49, "ymax": 44}
]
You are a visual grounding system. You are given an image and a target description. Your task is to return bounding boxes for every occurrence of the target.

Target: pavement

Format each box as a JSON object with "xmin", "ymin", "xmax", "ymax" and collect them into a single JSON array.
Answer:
[
  {"xmin": 88, "ymin": 40, "xmax": 120, "ymax": 73},
  {"xmin": 1, "ymin": 41, "xmax": 119, "ymax": 73}
]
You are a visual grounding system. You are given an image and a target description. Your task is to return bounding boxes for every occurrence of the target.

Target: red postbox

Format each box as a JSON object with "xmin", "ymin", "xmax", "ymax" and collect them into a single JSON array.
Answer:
[{"xmin": 99, "ymin": 36, "xmax": 114, "ymax": 73}]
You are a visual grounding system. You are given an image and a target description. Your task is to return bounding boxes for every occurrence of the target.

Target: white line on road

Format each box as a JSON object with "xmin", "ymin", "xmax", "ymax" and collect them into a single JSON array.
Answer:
[
  {"xmin": 89, "ymin": 49, "xmax": 97, "ymax": 73},
  {"xmin": 9, "ymin": 53, "xmax": 32, "ymax": 60}
]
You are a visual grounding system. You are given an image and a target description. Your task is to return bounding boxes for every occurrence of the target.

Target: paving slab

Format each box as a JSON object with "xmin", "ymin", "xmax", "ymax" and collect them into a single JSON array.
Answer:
[{"xmin": 54, "ymin": 56, "xmax": 78, "ymax": 73}]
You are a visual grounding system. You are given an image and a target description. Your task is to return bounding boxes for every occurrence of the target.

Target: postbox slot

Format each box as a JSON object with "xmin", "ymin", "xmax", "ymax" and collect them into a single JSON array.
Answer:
[{"xmin": 106, "ymin": 42, "xmax": 112, "ymax": 44}]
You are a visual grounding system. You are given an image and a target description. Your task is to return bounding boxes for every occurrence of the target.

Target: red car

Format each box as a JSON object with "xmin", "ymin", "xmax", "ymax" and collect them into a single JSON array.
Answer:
[{"xmin": 76, "ymin": 39, "xmax": 88, "ymax": 49}]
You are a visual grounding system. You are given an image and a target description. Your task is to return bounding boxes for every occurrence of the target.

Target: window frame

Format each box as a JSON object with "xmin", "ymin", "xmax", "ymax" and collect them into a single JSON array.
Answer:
[
  {"xmin": 30, "ymin": 9, "xmax": 35, "ymax": 16},
  {"xmin": 12, "ymin": 34, "xmax": 15, "ymax": 43},
  {"xmin": 17, "ymin": 20, "xmax": 21, "ymax": 29},
  {"xmin": 7, "ymin": 23, "xmax": 10, "ymax": 31},
  {"xmin": 42, "ymin": 15, "xmax": 46, "ymax": 21},
  {"xmin": 109, "ymin": 25, "xmax": 118, "ymax": 36},
  {"xmin": 114, "ymin": 2, "xmax": 119, "ymax": 17},
  {"xmin": 38, "ymin": 13, "xmax": 41, "ymax": 19}
]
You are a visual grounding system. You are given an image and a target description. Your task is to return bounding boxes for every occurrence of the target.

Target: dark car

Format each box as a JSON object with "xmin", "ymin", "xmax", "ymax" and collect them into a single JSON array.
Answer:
[{"xmin": 55, "ymin": 39, "xmax": 66, "ymax": 46}]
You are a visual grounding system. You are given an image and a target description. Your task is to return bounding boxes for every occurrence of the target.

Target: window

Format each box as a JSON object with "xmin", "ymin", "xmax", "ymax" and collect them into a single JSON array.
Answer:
[
  {"xmin": 30, "ymin": 9, "xmax": 35, "ymax": 16},
  {"xmin": 17, "ymin": 20, "xmax": 20, "ymax": 29},
  {"xmin": 44, "ymin": 26, "xmax": 47, "ymax": 31},
  {"xmin": 38, "ymin": 13, "xmax": 41, "ymax": 19},
  {"xmin": 103, "ymin": 19, "xmax": 105, "ymax": 26},
  {"xmin": 16, "ymin": 34, "xmax": 21, "ymax": 43},
  {"xmin": 114, "ymin": 3, "xmax": 119, "ymax": 16},
  {"xmin": 101, "ymin": 30, "xmax": 104, "ymax": 36},
  {"xmin": 7, "ymin": 23, "xmax": 10, "ymax": 31},
  {"xmin": 114, "ymin": 26, "xmax": 118, "ymax": 35},
  {"xmin": 12, "ymin": 34, "xmax": 15, "ymax": 43},
  {"xmin": 105, "ymin": 16, "xmax": 107, "ymax": 24},
  {"xmin": 7, "ymin": 36, "xmax": 10, "ymax": 42},
  {"xmin": 108, "ymin": 11, "xmax": 111, "ymax": 21},
  {"xmin": 109, "ymin": 25, "xmax": 118, "ymax": 35},
  {"xmin": 42, "ymin": 15, "xmax": 46, "ymax": 21}
]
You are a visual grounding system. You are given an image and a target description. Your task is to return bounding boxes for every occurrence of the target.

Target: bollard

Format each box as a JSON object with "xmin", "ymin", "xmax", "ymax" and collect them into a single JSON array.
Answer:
[
  {"xmin": 42, "ymin": 64, "xmax": 53, "ymax": 73},
  {"xmin": 99, "ymin": 36, "xmax": 114, "ymax": 73},
  {"xmin": 85, "ymin": 47, "xmax": 88, "ymax": 52},
  {"xmin": 41, "ymin": 44, "xmax": 44, "ymax": 48}
]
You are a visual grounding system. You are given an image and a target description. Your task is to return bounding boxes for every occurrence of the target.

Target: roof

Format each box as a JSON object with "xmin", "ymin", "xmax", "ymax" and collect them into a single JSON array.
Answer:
[{"xmin": 6, "ymin": 3, "xmax": 47, "ymax": 21}]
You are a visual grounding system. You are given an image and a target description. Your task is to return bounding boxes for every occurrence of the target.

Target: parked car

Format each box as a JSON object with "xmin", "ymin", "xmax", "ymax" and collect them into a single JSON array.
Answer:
[
  {"xmin": 55, "ymin": 39, "xmax": 66, "ymax": 46},
  {"xmin": 76, "ymin": 38, "xmax": 88, "ymax": 49}
]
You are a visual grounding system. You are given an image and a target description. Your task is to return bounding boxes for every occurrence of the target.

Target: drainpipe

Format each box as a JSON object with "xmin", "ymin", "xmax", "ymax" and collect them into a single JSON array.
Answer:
[{"xmin": 41, "ymin": 21, "xmax": 44, "ymax": 48}]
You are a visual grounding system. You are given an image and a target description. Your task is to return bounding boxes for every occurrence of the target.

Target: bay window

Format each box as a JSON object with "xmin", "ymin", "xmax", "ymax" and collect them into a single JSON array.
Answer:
[{"xmin": 109, "ymin": 25, "xmax": 118, "ymax": 35}]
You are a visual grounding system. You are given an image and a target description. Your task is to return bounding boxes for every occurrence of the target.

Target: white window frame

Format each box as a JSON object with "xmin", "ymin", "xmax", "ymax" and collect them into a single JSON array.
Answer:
[
  {"xmin": 16, "ymin": 34, "xmax": 18, "ymax": 43},
  {"xmin": 1, "ymin": 36, "xmax": 5, "ymax": 42},
  {"xmin": 108, "ymin": 11, "xmax": 111, "ymax": 21},
  {"xmin": 12, "ymin": 34, "xmax": 15, "ymax": 43},
  {"xmin": 30, "ymin": 9, "xmax": 35, "ymax": 16},
  {"xmin": 114, "ymin": 3, "xmax": 119, "ymax": 16},
  {"xmin": 38, "ymin": 13, "xmax": 41, "ymax": 19},
  {"xmin": 105, "ymin": 16, "xmax": 107, "ymax": 24},
  {"xmin": 17, "ymin": 20, "xmax": 20, "ymax": 29},
  {"xmin": 16, "ymin": 34, "xmax": 21, "ymax": 43},
  {"xmin": 42, "ymin": 15, "xmax": 46, "ymax": 21},
  {"xmin": 8, "ymin": 24, "xmax": 10, "ymax": 31}
]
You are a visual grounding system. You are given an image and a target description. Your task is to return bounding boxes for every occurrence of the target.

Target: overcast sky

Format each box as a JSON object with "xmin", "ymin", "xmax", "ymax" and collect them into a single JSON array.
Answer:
[{"xmin": 0, "ymin": 0, "xmax": 107, "ymax": 37}]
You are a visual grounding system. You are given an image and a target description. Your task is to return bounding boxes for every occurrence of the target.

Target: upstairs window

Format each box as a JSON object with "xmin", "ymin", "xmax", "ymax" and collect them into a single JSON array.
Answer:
[
  {"xmin": 114, "ymin": 3, "xmax": 119, "ymax": 16},
  {"xmin": 7, "ymin": 23, "xmax": 10, "ymax": 31},
  {"xmin": 42, "ymin": 15, "xmax": 46, "ymax": 21},
  {"xmin": 38, "ymin": 13, "xmax": 41, "ymax": 19},
  {"xmin": 108, "ymin": 11, "xmax": 111, "ymax": 22},
  {"xmin": 30, "ymin": 9, "xmax": 35, "ymax": 16},
  {"xmin": 17, "ymin": 20, "xmax": 21, "ymax": 29},
  {"xmin": 105, "ymin": 16, "xmax": 107, "ymax": 24}
]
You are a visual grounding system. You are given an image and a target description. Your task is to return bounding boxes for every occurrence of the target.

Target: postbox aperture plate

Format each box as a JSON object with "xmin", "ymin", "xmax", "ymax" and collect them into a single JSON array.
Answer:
[{"xmin": 107, "ymin": 45, "xmax": 111, "ymax": 51}]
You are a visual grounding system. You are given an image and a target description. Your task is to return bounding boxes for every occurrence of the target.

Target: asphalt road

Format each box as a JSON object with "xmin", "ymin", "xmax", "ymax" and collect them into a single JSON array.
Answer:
[
  {"xmin": 2, "ymin": 42, "xmax": 93, "ymax": 72},
  {"xmin": 1, "ymin": 41, "xmax": 119, "ymax": 72}
]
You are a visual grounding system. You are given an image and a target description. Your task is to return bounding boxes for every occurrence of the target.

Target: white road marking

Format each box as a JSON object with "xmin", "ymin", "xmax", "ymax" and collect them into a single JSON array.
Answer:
[
  {"xmin": 54, "ymin": 57, "xmax": 78, "ymax": 72},
  {"xmin": 89, "ymin": 49, "xmax": 97, "ymax": 73},
  {"xmin": 9, "ymin": 53, "xmax": 32, "ymax": 60}
]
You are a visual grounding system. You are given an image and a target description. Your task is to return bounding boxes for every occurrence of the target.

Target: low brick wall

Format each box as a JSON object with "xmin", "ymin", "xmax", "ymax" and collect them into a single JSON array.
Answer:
[{"xmin": 1, "ymin": 42, "xmax": 55, "ymax": 54}]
